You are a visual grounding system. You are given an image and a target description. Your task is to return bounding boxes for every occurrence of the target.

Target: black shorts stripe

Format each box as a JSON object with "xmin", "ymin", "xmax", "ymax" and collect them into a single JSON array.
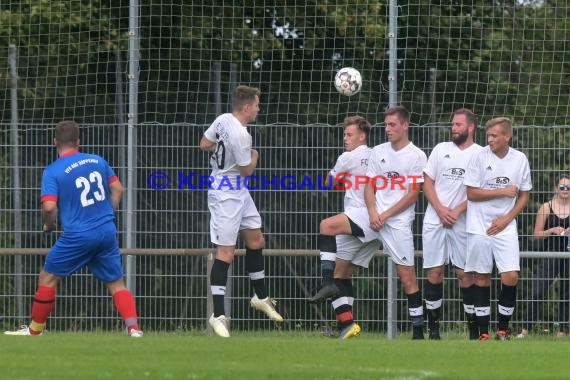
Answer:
[{"xmin": 348, "ymin": 217, "xmax": 365, "ymax": 238}]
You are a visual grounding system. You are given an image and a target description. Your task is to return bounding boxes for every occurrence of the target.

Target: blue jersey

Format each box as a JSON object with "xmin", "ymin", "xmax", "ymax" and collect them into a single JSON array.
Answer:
[{"xmin": 41, "ymin": 151, "xmax": 118, "ymax": 232}]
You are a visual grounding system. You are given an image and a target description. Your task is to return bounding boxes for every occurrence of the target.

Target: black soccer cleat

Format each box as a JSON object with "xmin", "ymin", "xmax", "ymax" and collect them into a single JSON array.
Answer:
[
  {"xmin": 468, "ymin": 321, "xmax": 479, "ymax": 340},
  {"xmin": 428, "ymin": 327, "xmax": 441, "ymax": 340},
  {"xmin": 308, "ymin": 283, "xmax": 340, "ymax": 303},
  {"xmin": 412, "ymin": 325, "xmax": 425, "ymax": 340}
]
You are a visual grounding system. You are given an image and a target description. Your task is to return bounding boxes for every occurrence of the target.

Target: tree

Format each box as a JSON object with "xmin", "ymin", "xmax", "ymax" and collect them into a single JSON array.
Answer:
[
  {"xmin": 0, "ymin": 0, "xmax": 127, "ymax": 124},
  {"xmin": 397, "ymin": 0, "xmax": 570, "ymax": 126}
]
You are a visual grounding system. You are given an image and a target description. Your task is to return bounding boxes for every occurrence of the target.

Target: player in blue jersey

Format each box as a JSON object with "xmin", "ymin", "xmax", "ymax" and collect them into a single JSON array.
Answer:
[{"xmin": 5, "ymin": 120, "xmax": 142, "ymax": 337}]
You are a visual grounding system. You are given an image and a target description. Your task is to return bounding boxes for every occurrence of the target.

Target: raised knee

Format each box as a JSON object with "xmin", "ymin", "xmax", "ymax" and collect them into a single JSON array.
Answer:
[{"xmin": 320, "ymin": 219, "xmax": 332, "ymax": 235}]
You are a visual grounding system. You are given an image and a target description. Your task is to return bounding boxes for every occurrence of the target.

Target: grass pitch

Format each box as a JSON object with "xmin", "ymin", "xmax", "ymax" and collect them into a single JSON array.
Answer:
[{"xmin": 2, "ymin": 331, "xmax": 570, "ymax": 379}]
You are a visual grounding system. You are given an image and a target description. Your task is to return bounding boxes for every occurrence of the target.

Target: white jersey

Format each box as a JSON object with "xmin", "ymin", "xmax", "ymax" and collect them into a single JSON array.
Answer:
[
  {"xmin": 464, "ymin": 146, "xmax": 532, "ymax": 236},
  {"xmin": 330, "ymin": 145, "xmax": 371, "ymax": 209},
  {"xmin": 423, "ymin": 142, "xmax": 484, "ymax": 225},
  {"xmin": 203, "ymin": 113, "xmax": 252, "ymax": 194},
  {"xmin": 366, "ymin": 142, "xmax": 427, "ymax": 229}
]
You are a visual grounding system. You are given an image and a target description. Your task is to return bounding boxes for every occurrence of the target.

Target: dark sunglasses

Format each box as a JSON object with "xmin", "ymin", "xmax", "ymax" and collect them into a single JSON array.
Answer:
[{"xmin": 559, "ymin": 185, "xmax": 570, "ymax": 191}]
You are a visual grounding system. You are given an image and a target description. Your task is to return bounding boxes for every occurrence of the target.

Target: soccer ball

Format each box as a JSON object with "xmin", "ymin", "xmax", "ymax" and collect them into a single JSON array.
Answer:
[{"xmin": 334, "ymin": 67, "xmax": 362, "ymax": 96}]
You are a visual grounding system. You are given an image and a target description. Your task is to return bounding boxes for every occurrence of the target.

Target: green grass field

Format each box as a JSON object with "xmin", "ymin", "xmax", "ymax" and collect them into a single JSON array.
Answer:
[{"xmin": 2, "ymin": 331, "xmax": 570, "ymax": 379}]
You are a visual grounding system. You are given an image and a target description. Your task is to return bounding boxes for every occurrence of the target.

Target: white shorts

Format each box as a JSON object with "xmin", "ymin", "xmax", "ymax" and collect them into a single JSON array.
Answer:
[
  {"xmin": 422, "ymin": 223, "xmax": 467, "ymax": 270},
  {"xmin": 208, "ymin": 191, "xmax": 262, "ymax": 246},
  {"xmin": 464, "ymin": 233, "xmax": 520, "ymax": 274},
  {"xmin": 378, "ymin": 224, "xmax": 415, "ymax": 267},
  {"xmin": 336, "ymin": 234, "xmax": 380, "ymax": 269},
  {"xmin": 344, "ymin": 207, "xmax": 415, "ymax": 267},
  {"xmin": 343, "ymin": 207, "xmax": 380, "ymax": 243}
]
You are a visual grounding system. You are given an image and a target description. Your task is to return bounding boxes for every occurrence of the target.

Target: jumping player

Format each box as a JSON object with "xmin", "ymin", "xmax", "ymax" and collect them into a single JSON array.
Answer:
[{"xmin": 199, "ymin": 85, "xmax": 283, "ymax": 338}]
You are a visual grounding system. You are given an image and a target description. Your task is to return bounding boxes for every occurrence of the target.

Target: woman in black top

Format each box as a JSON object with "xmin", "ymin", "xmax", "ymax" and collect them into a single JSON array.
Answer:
[{"xmin": 518, "ymin": 174, "xmax": 570, "ymax": 338}]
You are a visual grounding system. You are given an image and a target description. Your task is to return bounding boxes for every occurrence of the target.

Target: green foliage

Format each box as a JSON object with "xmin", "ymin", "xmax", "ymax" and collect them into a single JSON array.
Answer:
[
  {"xmin": 142, "ymin": 0, "xmax": 387, "ymax": 124},
  {"xmin": 398, "ymin": 1, "xmax": 570, "ymax": 126},
  {"xmin": 0, "ymin": 0, "xmax": 127, "ymax": 123},
  {"xmin": 2, "ymin": 1, "xmax": 569, "ymax": 125}
]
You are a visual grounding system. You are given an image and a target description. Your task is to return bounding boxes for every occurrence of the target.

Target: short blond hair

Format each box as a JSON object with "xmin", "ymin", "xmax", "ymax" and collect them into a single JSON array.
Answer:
[
  {"xmin": 344, "ymin": 115, "xmax": 371, "ymax": 139},
  {"xmin": 485, "ymin": 117, "xmax": 512, "ymax": 134},
  {"xmin": 232, "ymin": 85, "xmax": 261, "ymax": 112}
]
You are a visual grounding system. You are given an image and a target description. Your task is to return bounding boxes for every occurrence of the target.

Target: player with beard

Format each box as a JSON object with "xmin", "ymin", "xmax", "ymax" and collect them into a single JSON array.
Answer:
[{"xmin": 421, "ymin": 109, "xmax": 483, "ymax": 340}]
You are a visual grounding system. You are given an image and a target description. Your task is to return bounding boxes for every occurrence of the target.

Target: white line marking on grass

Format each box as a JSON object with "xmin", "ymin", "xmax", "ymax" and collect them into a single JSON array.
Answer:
[{"xmin": 294, "ymin": 364, "xmax": 440, "ymax": 379}]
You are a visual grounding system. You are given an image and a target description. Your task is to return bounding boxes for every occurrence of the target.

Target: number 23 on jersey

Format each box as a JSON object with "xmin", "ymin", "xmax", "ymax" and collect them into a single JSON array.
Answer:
[{"xmin": 76, "ymin": 171, "xmax": 106, "ymax": 207}]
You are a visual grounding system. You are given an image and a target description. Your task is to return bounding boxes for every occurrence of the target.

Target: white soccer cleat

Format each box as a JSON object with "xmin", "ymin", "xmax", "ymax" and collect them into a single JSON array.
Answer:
[
  {"xmin": 250, "ymin": 295, "xmax": 283, "ymax": 322},
  {"xmin": 516, "ymin": 329, "xmax": 529, "ymax": 339},
  {"xmin": 4, "ymin": 325, "xmax": 42, "ymax": 336},
  {"xmin": 209, "ymin": 314, "xmax": 230, "ymax": 338},
  {"xmin": 128, "ymin": 327, "xmax": 144, "ymax": 338}
]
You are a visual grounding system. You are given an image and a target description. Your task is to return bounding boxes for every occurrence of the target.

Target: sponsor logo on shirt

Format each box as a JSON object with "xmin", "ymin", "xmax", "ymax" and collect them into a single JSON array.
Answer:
[
  {"xmin": 485, "ymin": 176, "xmax": 510, "ymax": 189},
  {"xmin": 442, "ymin": 167, "xmax": 466, "ymax": 181}
]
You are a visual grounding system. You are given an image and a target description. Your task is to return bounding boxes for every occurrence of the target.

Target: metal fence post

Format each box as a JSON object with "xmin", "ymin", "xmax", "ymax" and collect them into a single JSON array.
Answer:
[
  {"xmin": 9, "ymin": 44, "xmax": 24, "ymax": 322},
  {"xmin": 206, "ymin": 251, "xmax": 213, "ymax": 335},
  {"xmin": 386, "ymin": 259, "xmax": 397, "ymax": 339}
]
